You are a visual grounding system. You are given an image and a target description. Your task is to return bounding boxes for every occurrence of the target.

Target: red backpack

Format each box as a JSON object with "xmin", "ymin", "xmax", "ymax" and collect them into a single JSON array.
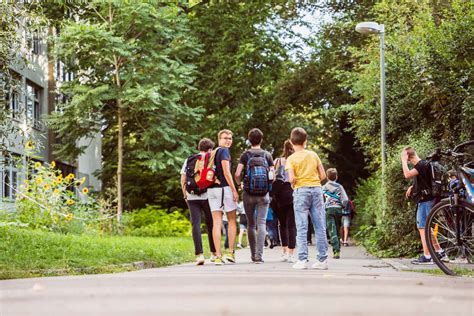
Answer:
[{"xmin": 185, "ymin": 148, "xmax": 220, "ymax": 194}]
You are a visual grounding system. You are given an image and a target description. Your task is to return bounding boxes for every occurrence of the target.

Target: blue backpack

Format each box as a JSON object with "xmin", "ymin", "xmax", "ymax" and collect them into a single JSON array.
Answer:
[{"xmin": 244, "ymin": 151, "xmax": 271, "ymax": 196}]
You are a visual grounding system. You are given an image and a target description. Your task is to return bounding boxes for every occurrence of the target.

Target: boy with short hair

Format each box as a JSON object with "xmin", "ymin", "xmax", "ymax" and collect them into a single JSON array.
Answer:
[
  {"xmin": 207, "ymin": 129, "xmax": 239, "ymax": 265},
  {"xmin": 401, "ymin": 147, "xmax": 446, "ymax": 264},
  {"xmin": 322, "ymin": 168, "xmax": 349, "ymax": 259},
  {"xmin": 285, "ymin": 127, "xmax": 328, "ymax": 270},
  {"xmin": 235, "ymin": 128, "xmax": 274, "ymax": 264}
]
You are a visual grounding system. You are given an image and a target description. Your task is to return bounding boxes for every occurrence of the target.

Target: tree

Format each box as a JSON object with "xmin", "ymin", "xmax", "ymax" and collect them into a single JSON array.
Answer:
[
  {"xmin": 0, "ymin": 3, "xmax": 37, "ymax": 151},
  {"xmin": 48, "ymin": 1, "xmax": 202, "ymax": 225}
]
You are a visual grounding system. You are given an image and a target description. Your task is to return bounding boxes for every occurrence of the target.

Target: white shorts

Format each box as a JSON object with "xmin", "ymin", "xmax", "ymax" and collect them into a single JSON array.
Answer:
[{"xmin": 207, "ymin": 186, "xmax": 238, "ymax": 212}]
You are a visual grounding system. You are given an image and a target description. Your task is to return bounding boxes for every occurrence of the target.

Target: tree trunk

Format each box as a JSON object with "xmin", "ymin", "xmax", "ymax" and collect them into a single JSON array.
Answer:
[
  {"xmin": 117, "ymin": 101, "xmax": 123, "ymax": 232},
  {"xmin": 110, "ymin": 4, "xmax": 124, "ymax": 233}
]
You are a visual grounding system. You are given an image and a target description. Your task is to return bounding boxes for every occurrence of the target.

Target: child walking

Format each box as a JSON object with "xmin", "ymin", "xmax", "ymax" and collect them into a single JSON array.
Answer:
[
  {"xmin": 285, "ymin": 127, "xmax": 328, "ymax": 270},
  {"xmin": 322, "ymin": 168, "xmax": 349, "ymax": 259}
]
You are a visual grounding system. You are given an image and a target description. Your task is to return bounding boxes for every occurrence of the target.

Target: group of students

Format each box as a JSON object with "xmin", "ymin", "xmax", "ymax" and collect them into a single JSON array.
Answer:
[{"xmin": 180, "ymin": 127, "xmax": 352, "ymax": 269}]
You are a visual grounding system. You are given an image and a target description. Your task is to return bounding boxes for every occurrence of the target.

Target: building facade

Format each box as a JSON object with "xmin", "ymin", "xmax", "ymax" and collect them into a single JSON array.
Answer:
[{"xmin": 1, "ymin": 27, "xmax": 101, "ymax": 208}]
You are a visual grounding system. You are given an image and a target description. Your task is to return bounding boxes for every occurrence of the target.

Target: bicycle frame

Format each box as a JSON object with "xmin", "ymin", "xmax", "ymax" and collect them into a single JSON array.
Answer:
[{"xmin": 459, "ymin": 165, "xmax": 474, "ymax": 202}]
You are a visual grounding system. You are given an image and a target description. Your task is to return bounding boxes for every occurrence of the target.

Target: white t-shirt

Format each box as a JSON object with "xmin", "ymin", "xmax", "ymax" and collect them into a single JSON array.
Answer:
[{"xmin": 181, "ymin": 160, "xmax": 207, "ymax": 200}]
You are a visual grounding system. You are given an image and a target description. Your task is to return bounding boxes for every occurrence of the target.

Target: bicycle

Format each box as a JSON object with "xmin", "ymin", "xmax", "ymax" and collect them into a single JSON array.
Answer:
[{"xmin": 425, "ymin": 140, "xmax": 474, "ymax": 276}]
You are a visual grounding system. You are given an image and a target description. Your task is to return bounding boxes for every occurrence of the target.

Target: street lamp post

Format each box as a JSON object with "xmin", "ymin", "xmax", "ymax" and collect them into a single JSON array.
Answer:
[
  {"xmin": 356, "ymin": 21, "xmax": 387, "ymax": 212},
  {"xmin": 355, "ymin": 21, "xmax": 386, "ymax": 178}
]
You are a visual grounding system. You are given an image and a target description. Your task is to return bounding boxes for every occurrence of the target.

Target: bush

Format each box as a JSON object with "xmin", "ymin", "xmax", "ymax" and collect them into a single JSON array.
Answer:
[
  {"xmin": 123, "ymin": 205, "xmax": 191, "ymax": 237},
  {"xmin": 8, "ymin": 158, "xmax": 105, "ymax": 234},
  {"xmin": 354, "ymin": 132, "xmax": 440, "ymax": 257}
]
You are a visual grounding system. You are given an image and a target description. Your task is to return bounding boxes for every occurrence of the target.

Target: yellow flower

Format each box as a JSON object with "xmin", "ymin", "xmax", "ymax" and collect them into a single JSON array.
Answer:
[
  {"xmin": 51, "ymin": 161, "xmax": 56, "ymax": 168},
  {"xmin": 25, "ymin": 141, "xmax": 34, "ymax": 150},
  {"xmin": 55, "ymin": 175, "xmax": 63, "ymax": 183},
  {"xmin": 66, "ymin": 173, "xmax": 75, "ymax": 180},
  {"xmin": 82, "ymin": 187, "xmax": 89, "ymax": 194},
  {"xmin": 66, "ymin": 199, "xmax": 75, "ymax": 205},
  {"xmin": 65, "ymin": 213, "xmax": 74, "ymax": 221},
  {"xmin": 79, "ymin": 177, "xmax": 86, "ymax": 185},
  {"xmin": 53, "ymin": 188, "xmax": 60, "ymax": 194},
  {"xmin": 43, "ymin": 184, "xmax": 50, "ymax": 190},
  {"xmin": 35, "ymin": 177, "xmax": 43, "ymax": 185},
  {"xmin": 34, "ymin": 161, "xmax": 42, "ymax": 170}
]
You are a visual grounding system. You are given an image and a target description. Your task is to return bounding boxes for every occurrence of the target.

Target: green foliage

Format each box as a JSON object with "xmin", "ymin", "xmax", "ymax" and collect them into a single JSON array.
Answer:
[
  {"xmin": 0, "ymin": 3, "xmax": 44, "ymax": 156},
  {"xmin": 4, "ymin": 154, "xmax": 105, "ymax": 234},
  {"xmin": 342, "ymin": 0, "xmax": 473, "ymax": 169},
  {"xmin": 354, "ymin": 132, "xmax": 440, "ymax": 257},
  {"xmin": 123, "ymin": 205, "xmax": 191, "ymax": 238},
  {"xmin": 49, "ymin": 1, "xmax": 202, "ymax": 165},
  {"xmin": 0, "ymin": 226, "xmax": 194, "ymax": 279}
]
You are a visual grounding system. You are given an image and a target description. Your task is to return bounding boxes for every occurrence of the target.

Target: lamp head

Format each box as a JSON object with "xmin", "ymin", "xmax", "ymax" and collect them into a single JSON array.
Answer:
[{"xmin": 355, "ymin": 22, "xmax": 384, "ymax": 34}]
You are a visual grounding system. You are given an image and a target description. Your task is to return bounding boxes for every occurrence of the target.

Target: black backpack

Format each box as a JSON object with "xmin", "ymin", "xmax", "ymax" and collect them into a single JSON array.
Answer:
[{"xmin": 184, "ymin": 154, "xmax": 205, "ymax": 195}]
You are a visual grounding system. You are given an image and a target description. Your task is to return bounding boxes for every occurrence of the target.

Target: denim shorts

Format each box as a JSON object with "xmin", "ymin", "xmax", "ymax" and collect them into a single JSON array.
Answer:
[{"xmin": 416, "ymin": 199, "xmax": 435, "ymax": 229}]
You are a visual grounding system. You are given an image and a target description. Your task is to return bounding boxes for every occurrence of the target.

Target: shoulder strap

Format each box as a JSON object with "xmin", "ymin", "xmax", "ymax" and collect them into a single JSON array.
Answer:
[
  {"xmin": 325, "ymin": 190, "xmax": 340, "ymax": 200},
  {"xmin": 275, "ymin": 158, "xmax": 281, "ymax": 168},
  {"xmin": 208, "ymin": 147, "xmax": 220, "ymax": 168}
]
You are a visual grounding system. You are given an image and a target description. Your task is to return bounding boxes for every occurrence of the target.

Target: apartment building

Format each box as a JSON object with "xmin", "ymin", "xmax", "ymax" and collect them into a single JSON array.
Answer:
[{"xmin": 1, "ymin": 27, "xmax": 101, "ymax": 207}]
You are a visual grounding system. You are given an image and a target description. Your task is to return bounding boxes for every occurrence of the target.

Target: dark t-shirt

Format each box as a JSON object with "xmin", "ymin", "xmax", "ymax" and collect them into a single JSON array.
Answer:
[
  {"xmin": 412, "ymin": 159, "xmax": 433, "ymax": 203},
  {"xmin": 239, "ymin": 148, "xmax": 274, "ymax": 170},
  {"xmin": 213, "ymin": 147, "xmax": 231, "ymax": 187}
]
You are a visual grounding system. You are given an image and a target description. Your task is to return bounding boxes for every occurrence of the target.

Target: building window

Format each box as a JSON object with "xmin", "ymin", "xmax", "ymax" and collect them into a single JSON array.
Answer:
[
  {"xmin": 6, "ymin": 91, "xmax": 20, "ymax": 119},
  {"xmin": 55, "ymin": 60, "xmax": 74, "ymax": 83},
  {"xmin": 3, "ymin": 73, "xmax": 21, "ymax": 119},
  {"xmin": 26, "ymin": 82, "xmax": 41, "ymax": 129},
  {"xmin": 1, "ymin": 157, "xmax": 19, "ymax": 201},
  {"xmin": 26, "ymin": 30, "xmax": 40, "ymax": 55}
]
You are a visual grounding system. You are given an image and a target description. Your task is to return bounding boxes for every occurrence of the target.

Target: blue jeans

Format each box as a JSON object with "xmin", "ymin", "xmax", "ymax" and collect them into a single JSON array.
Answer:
[
  {"xmin": 293, "ymin": 187, "xmax": 328, "ymax": 262},
  {"xmin": 416, "ymin": 199, "xmax": 435, "ymax": 229}
]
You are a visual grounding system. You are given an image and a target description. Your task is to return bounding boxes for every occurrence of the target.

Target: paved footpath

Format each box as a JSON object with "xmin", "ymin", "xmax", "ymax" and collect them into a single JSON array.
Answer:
[{"xmin": 1, "ymin": 245, "xmax": 473, "ymax": 316}]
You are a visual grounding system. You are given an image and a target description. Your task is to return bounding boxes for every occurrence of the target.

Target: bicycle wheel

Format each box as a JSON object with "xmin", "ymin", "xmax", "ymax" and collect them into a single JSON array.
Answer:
[{"xmin": 425, "ymin": 198, "xmax": 474, "ymax": 276}]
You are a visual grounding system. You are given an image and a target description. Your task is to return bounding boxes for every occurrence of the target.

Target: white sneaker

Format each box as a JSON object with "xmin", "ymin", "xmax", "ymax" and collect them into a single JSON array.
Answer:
[
  {"xmin": 195, "ymin": 254, "xmax": 205, "ymax": 266},
  {"xmin": 311, "ymin": 260, "xmax": 328, "ymax": 270},
  {"xmin": 210, "ymin": 255, "xmax": 217, "ymax": 262},
  {"xmin": 280, "ymin": 253, "xmax": 289, "ymax": 262},
  {"xmin": 292, "ymin": 260, "xmax": 308, "ymax": 269},
  {"xmin": 237, "ymin": 243, "xmax": 243, "ymax": 249},
  {"xmin": 287, "ymin": 255, "xmax": 297, "ymax": 263}
]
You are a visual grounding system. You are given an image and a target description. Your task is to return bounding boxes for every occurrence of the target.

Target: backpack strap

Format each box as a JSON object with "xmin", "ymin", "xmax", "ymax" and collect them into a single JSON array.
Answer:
[
  {"xmin": 208, "ymin": 147, "xmax": 220, "ymax": 168},
  {"xmin": 275, "ymin": 158, "xmax": 280, "ymax": 169},
  {"xmin": 325, "ymin": 190, "xmax": 340, "ymax": 200},
  {"xmin": 207, "ymin": 147, "xmax": 221, "ymax": 185}
]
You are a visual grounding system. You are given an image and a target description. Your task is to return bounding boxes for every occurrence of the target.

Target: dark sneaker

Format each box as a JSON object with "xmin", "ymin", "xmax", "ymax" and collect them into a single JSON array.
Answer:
[
  {"xmin": 254, "ymin": 259, "xmax": 264, "ymax": 264},
  {"xmin": 333, "ymin": 251, "xmax": 340, "ymax": 259},
  {"xmin": 411, "ymin": 255, "xmax": 433, "ymax": 265}
]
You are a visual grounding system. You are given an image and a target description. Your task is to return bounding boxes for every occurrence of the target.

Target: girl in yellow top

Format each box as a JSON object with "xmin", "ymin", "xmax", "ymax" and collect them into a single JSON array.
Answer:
[{"xmin": 285, "ymin": 127, "xmax": 328, "ymax": 270}]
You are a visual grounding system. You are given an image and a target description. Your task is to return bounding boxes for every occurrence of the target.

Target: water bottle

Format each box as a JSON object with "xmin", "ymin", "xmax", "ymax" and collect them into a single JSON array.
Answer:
[{"xmin": 268, "ymin": 169, "xmax": 274, "ymax": 181}]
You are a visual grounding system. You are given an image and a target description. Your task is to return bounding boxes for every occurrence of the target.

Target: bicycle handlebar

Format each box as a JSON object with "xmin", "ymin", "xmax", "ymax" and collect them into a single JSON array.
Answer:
[
  {"xmin": 453, "ymin": 140, "xmax": 474, "ymax": 153},
  {"xmin": 427, "ymin": 140, "xmax": 474, "ymax": 162}
]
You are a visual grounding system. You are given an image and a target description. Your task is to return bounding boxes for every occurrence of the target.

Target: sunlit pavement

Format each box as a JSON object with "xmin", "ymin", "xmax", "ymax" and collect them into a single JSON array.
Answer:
[{"xmin": 1, "ymin": 244, "xmax": 473, "ymax": 316}]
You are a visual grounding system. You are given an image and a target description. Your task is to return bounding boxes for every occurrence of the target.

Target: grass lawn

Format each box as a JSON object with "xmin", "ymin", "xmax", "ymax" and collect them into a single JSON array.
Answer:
[
  {"xmin": 406, "ymin": 268, "xmax": 474, "ymax": 277},
  {"xmin": 0, "ymin": 227, "xmax": 198, "ymax": 280}
]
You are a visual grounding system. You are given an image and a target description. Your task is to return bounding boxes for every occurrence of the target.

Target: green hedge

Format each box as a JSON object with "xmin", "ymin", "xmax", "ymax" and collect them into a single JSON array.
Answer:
[
  {"xmin": 354, "ymin": 132, "xmax": 440, "ymax": 257},
  {"xmin": 123, "ymin": 205, "xmax": 191, "ymax": 237}
]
